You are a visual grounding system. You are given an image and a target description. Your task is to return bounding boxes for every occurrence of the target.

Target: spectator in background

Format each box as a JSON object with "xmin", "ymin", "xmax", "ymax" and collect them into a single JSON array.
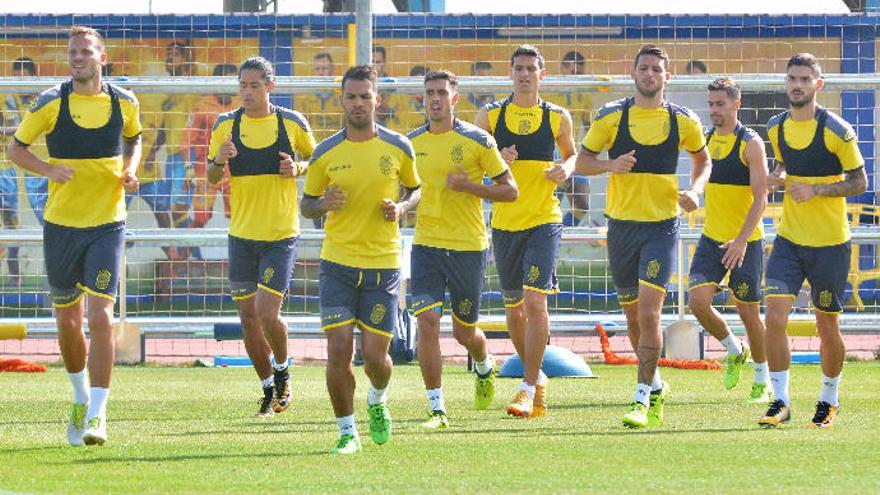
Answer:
[
  {"xmin": 298, "ymin": 52, "xmax": 343, "ymax": 143},
  {"xmin": 544, "ymin": 50, "xmax": 593, "ymax": 227},
  {"xmin": 189, "ymin": 63, "xmax": 238, "ymax": 233},
  {"xmin": 391, "ymin": 65, "xmax": 428, "ymax": 135},
  {"xmin": 460, "ymin": 61, "xmax": 495, "ymax": 123},
  {"xmin": 146, "ymin": 40, "xmax": 199, "ymax": 258},
  {"xmin": 0, "ymin": 57, "xmax": 47, "ymax": 284},
  {"xmin": 685, "ymin": 59, "xmax": 708, "ymax": 75},
  {"xmin": 372, "ymin": 45, "xmax": 396, "ymax": 126}
]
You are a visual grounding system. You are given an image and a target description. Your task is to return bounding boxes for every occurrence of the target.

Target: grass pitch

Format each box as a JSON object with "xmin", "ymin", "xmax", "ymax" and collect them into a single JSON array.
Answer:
[{"xmin": 1, "ymin": 362, "xmax": 879, "ymax": 494}]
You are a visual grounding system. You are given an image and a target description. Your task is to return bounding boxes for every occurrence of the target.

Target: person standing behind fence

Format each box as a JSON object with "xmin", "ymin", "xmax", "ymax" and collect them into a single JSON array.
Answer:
[
  {"xmin": 207, "ymin": 57, "xmax": 316, "ymax": 419},
  {"xmin": 404, "ymin": 70, "xmax": 518, "ymax": 429},
  {"xmin": 576, "ymin": 44, "xmax": 710, "ymax": 429},
  {"xmin": 475, "ymin": 44, "xmax": 577, "ymax": 419},
  {"xmin": 0, "ymin": 57, "xmax": 48, "ymax": 285},
  {"xmin": 687, "ymin": 77, "xmax": 771, "ymax": 402},
  {"xmin": 759, "ymin": 54, "xmax": 866, "ymax": 429},
  {"xmin": 190, "ymin": 63, "xmax": 238, "ymax": 230},
  {"xmin": 301, "ymin": 65, "xmax": 420, "ymax": 454},
  {"xmin": 7, "ymin": 26, "xmax": 143, "ymax": 446}
]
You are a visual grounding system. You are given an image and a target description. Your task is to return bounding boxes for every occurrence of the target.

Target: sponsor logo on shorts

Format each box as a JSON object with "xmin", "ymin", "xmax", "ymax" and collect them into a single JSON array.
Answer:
[
  {"xmin": 370, "ymin": 303, "xmax": 387, "ymax": 325},
  {"xmin": 379, "ymin": 155, "xmax": 393, "ymax": 176},
  {"xmin": 96, "ymin": 269, "xmax": 111, "ymax": 290},
  {"xmin": 322, "ymin": 313, "xmax": 344, "ymax": 322},
  {"xmin": 736, "ymin": 282, "xmax": 750, "ymax": 300},
  {"xmin": 458, "ymin": 298, "xmax": 473, "ymax": 317},
  {"xmin": 518, "ymin": 119, "xmax": 532, "ymax": 134},
  {"xmin": 527, "ymin": 265, "xmax": 540, "ymax": 284},
  {"xmin": 261, "ymin": 267, "xmax": 275, "ymax": 285},
  {"xmin": 646, "ymin": 259, "xmax": 660, "ymax": 280},
  {"xmin": 451, "ymin": 144, "xmax": 464, "ymax": 164},
  {"xmin": 819, "ymin": 290, "xmax": 833, "ymax": 309}
]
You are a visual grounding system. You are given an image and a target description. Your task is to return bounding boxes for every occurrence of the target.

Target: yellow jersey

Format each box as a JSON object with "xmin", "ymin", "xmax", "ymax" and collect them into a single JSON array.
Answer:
[
  {"xmin": 208, "ymin": 106, "xmax": 316, "ymax": 241},
  {"xmin": 409, "ymin": 118, "xmax": 508, "ymax": 251},
  {"xmin": 304, "ymin": 125, "xmax": 420, "ymax": 269},
  {"xmin": 767, "ymin": 107, "xmax": 864, "ymax": 247},
  {"xmin": 14, "ymin": 82, "xmax": 142, "ymax": 228}
]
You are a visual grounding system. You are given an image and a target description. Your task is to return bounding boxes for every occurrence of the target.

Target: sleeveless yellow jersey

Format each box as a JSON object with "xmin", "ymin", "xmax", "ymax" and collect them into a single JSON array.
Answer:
[
  {"xmin": 304, "ymin": 125, "xmax": 420, "ymax": 269},
  {"xmin": 703, "ymin": 124, "xmax": 764, "ymax": 243},
  {"xmin": 409, "ymin": 119, "xmax": 508, "ymax": 251},
  {"xmin": 14, "ymin": 83, "xmax": 142, "ymax": 228},
  {"xmin": 486, "ymin": 98, "xmax": 564, "ymax": 231},
  {"xmin": 208, "ymin": 107, "xmax": 316, "ymax": 241},
  {"xmin": 767, "ymin": 108, "xmax": 864, "ymax": 247},
  {"xmin": 582, "ymin": 98, "xmax": 705, "ymax": 222}
]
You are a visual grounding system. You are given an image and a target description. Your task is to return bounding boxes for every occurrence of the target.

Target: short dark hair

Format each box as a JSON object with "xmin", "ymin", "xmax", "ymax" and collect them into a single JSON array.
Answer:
[
  {"xmin": 410, "ymin": 65, "xmax": 428, "ymax": 77},
  {"xmin": 634, "ymin": 44, "xmax": 669, "ymax": 70},
  {"xmin": 372, "ymin": 45, "xmax": 386, "ymax": 58},
  {"xmin": 341, "ymin": 64, "xmax": 378, "ymax": 90},
  {"xmin": 707, "ymin": 76, "xmax": 740, "ymax": 101},
  {"xmin": 787, "ymin": 53, "xmax": 822, "ymax": 77},
  {"xmin": 562, "ymin": 51, "xmax": 585, "ymax": 65},
  {"xmin": 470, "ymin": 61, "xmax": 492, "ymax": 75},
  {"xmin": 239, "ymin": 56, "xmax": 275, "ymax": 84},
  {"xmin": 314, "ymin": 52, "xmax": 333, "ymax": 63},
  {"xmin": 685, "ymin": 59, "xmax": 707, "ymax": 74},
  {"xmin": 213, "ymin": 63, "xmax": 238, "ymax": 77},
  {"xmin": 424, "ymin": 69, "xmax": 458, "ymax": 88},
  {"xmin": 12, "ymin": 57, "xmax": 36, "ymax": 76},
  {"xmin": 510, "ymin": 44, "xmax": 544, "ymax": 69},
  {"xmin": 166, "ymin": 40, "xmax": 193, "ymax": 62}
]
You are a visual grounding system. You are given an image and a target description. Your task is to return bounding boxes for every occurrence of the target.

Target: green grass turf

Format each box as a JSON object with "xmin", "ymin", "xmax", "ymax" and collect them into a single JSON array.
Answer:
[{"xmin": 1, "ymin": 362, "xmax": 879, "ymax": 494}]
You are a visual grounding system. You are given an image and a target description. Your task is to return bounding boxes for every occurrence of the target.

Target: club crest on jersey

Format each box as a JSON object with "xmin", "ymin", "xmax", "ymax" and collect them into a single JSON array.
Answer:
[
  {"xmin": 518, "ymin": 119, "xmax": 532, "ymax": 134},
  {"xmin": 379, "ymin": 155, "xmax": 393, "ymax": 176},
  {"xmin": 451, "ymin": 144, "xmax": 464, "ymax": 164}
]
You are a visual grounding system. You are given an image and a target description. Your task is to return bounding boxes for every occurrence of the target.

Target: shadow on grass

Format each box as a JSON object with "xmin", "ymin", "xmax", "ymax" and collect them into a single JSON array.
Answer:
[{"xmin": 52, "ymin": 449, "xmax": 327, "ymax": 465}]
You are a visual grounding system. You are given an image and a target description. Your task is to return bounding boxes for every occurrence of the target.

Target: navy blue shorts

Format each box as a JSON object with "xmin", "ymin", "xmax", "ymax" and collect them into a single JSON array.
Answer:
[
  {"xmin": 492, "ymin": 223, "xmax": 562, "ymax": 307},
  {"xmin": 606, "ymin": 217, "xmax": 679, "ymax": 304},
  {"xmin": 410, "ymin": 244, "xmax": 487, "ymax": 326},
  {"xmin": 765, "ymin": 235, "xmax": 850, "ymax": 313},
  {"xmin": 319, "ymin": 260, "xmax": 400, "ymax": 338},
  {"xmin": 688, "ymin": 235, "xmax": 764, "ymax": 303},
  {"xmin": 228, "ymin": 235, "xmax": 298, "ymax": 300},
  {"xmin": 43, "ymin": 221, "xmax": 125, "ymax": 307}
]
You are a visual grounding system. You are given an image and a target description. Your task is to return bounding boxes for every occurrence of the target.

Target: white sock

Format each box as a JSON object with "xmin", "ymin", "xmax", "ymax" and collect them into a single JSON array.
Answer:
[
  {"xmin": 769, "ymin": 370, "xmax": 790, "ymax": 406},
  {"xmin": 819, "ymin": 373, "xmax": 841, "ymax": 406},
  {"xmin": 517, "ymin": 381, "xmax": 536, "ymax": 400},
  {"xmin": 68, "ymin": 370, "xmax": 89, "ymax": 405},
  {"xmin": 753, "ymin": 361, "xmax": 769, "ymax": 384},
  {"xmin": 721, "ymin": 334, "xmax": 743, "ymax": 356},
  {"xmin": 426, "ymin": 388, "xmax": 445, "ymax": 413},
  {"xmin": 367, "ymin": 386, "xmax": 387, "ymax": 406},
  {"xmin": 273, "ymin": 360, "xmax": 289, "ymax": 372},
  {"xmin": 634, "ymin": 383, "xmax": 652, "ymax": 406},
  {"xmin": 537, "ymin": 370, "xmax": 548, "ymax": 386},
  {"xmin": 474, "ymin": 355, "xmax": 495, "ymax": 376},
  {"xmin": 260, "ymin": 375, "xmax": 274, "ymax": 389},
  {"xmin": 650, "ymin": 368, "xmax": 663, "ymax": 392},
  {"xmin": 336, "ymin": 414, "xmax": 357, "ymax": 437},
  {"xmin": 87, "ymin": 387, "xmax": 109, "ymax": 421}
]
